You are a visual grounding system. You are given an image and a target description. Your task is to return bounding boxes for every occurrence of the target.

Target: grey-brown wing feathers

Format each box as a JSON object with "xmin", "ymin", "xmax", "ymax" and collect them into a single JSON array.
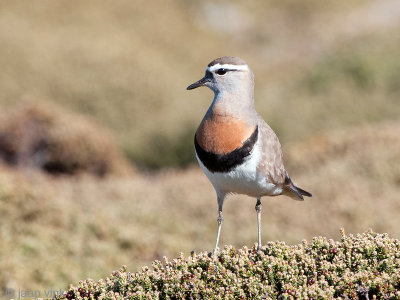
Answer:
[
  {"xmin": 256, "ymin": 116, "xmax": 312, "ymax": 201},
  {"xmin": 256, "ymin": 118, "xmax": 286, "ymax": 184}
]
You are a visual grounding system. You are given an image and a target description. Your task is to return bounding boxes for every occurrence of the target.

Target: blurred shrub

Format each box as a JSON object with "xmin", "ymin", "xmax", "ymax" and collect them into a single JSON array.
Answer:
[
  {"xmin": 305, "ymin": 53, "xmax": 375, "ymax": 94},
  {"xmin": 0, "ymin": 102, "xmax": 132, "ymax": 176},
  {"xmin": 129, "ymin": 126, "xmax": 196, "ymax": 170},
  {"xmin": 57, "ymin": 231, "xmax": 400, "ymax": 299}
]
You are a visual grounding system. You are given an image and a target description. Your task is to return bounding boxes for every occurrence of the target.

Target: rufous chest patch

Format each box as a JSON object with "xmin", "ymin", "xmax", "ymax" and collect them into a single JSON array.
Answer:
[{"xmin": 195, "ymin": 114, "xmax": 255, "ymax": 154}]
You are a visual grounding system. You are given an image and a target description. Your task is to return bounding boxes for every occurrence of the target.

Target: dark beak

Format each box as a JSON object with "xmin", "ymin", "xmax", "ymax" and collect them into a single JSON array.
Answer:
[
  {"xmin": 187, "ymin": 76, "xmax": 211, "ymax": 90},
  {"xmin": 187, "ymin": 70, "xmax": 214, "ymax": 90}
]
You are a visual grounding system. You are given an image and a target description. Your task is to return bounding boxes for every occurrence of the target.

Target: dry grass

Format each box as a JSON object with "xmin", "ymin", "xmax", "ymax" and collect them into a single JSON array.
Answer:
[{"xmin": 0, "ymin": 121, "xmax": 399, "ymax": 292}]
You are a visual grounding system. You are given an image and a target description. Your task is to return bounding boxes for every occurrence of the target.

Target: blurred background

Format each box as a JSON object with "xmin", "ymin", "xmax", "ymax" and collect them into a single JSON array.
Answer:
[{"xmin": 0, "ymin": 0, "xmax": 399, "ymax": 293}]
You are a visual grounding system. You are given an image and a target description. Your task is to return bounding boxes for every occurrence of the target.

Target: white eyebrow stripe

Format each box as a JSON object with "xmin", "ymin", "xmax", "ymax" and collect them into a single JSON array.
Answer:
[{"xmin": 207, "ymin": 63, "xmax": 249, "ymax": 72}]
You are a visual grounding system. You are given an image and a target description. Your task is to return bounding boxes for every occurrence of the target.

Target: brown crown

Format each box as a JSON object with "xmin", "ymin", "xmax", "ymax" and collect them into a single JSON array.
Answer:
[{"xmin": 207, "ymin": 56, "xmax": 247, "ymax": 67}]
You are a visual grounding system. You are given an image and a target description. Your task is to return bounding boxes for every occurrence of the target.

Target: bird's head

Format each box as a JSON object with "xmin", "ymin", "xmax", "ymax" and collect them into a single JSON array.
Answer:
[{"xmin": 187, "ymin": 56, "xmax": 254, "ymax": 96}]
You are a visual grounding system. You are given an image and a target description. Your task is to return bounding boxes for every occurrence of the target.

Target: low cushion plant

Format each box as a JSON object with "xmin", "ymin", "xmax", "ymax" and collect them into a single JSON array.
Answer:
[{"xmin": 57, "ymin": 230, "xmax": 400, "ymax": 299}]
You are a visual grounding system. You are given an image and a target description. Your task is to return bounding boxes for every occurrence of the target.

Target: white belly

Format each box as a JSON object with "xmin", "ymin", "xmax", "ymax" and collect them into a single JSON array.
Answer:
[{"xmin": 196, "ymin": 139, "xmax": 282, "ymax": 198}]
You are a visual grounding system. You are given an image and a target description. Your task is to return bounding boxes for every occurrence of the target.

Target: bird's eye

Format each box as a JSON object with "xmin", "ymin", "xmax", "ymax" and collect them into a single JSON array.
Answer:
[{"xmin": 216, "ymin": 68, "xmax": 227, "ymax": 75}]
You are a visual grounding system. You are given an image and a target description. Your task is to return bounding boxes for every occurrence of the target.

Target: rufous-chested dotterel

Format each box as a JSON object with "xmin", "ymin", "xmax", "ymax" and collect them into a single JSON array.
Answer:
[{"xmin": 187, "ymin": 56, "xmax": 312, "ymax": 256}]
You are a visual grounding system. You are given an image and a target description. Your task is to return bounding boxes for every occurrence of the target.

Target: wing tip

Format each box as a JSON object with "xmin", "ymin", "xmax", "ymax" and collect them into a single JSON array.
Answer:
[
  {"xmin": 284, "ymin": 175, "xmax": 312, "ymax": 200},
  {"xmin": 298, "ymin": 187, "xmax": 312, "ymax": 198}
]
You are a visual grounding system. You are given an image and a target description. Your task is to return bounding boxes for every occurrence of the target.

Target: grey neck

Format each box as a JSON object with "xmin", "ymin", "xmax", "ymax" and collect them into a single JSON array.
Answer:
[{"xmin": 209, "ymin": 88, "xmax": 257, "ymax": 120}]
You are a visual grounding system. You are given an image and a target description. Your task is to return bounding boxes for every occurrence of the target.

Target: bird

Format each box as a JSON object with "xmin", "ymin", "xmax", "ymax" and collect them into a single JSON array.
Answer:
[{"xmin": 187, "ymin": 56, "xmax": 312, "ymax": 256}]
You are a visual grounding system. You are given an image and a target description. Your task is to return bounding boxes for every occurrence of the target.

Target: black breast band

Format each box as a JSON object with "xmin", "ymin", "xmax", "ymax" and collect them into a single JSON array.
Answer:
[{"xmin": 194, "ymin": 126, "xmax": 258, "ymax": 173}]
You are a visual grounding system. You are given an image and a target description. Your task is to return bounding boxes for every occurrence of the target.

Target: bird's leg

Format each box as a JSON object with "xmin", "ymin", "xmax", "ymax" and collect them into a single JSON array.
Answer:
[
  {"xmin": 213, "ymin": 197, "xmax": 224, "ymax": 257},
  {"xmin": 213, "ymin": 210, "xmax": 223, "ymax": 257},
  {"xmin": 255, "ymin": 197, "xmax": 262, "ymax": 252}
]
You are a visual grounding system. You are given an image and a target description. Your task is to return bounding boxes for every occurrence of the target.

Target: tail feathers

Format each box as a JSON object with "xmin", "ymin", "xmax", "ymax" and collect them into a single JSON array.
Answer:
[{"xmin": 283, "ymin": 175, "xmax": 312, "ymax": 201}]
